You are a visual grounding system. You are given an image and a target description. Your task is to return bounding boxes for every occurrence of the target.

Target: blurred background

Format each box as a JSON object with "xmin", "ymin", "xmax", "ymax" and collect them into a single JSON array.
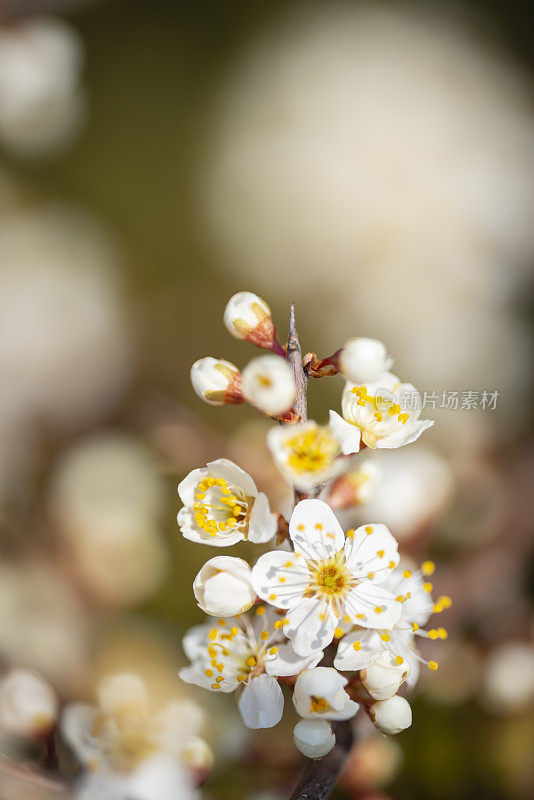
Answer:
[{"xmin": 0, "ymin": 1, "xmax": 533, "ymax": 798}]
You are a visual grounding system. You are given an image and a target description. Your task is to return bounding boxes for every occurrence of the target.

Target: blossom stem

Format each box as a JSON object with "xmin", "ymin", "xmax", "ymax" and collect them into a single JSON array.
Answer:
[
  {"xmin": 288, "ymin": 720, "xmax": 353, "ymax": 800},
  {"xmin": 286, "ymin": 303, "xmax": 308, "ymax": 424}
]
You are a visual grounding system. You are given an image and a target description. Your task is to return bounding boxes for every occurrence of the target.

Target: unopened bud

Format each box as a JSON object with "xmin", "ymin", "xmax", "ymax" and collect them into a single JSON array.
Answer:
[
  {"xmin": 369, "ymin": 695, "xmax": 412, "ymax": 735},
  {"xmin": 340, "ymin": 338, "xmax": 392, "ymax": 384},
  {"xmin": 242, "ymin": 354, "xmax": 296, "ymax": 417},
  {"xmin": 0, "ymin": 669, "xmax": 58, "ymax": 738},
  {"xmin": 193, "ymin": 556, "xmax": 256, "ymax": 617},
  {"xmin": 360, "ymin": 653, "xmax": 410, "ymax": 700},
  {"xmin": 224, "ymin": 292, "xmax": 277, "ymax": 349},
  {"xmin": 181, "ymin": 735, "xmax": 214, "ymax": 784},
  {"xmin": 190, "ymin": 357, "xmax": 243, "ymax": 406},
  {"xmin": 328, "ymin": 460, "xmax": 381, "ymax": 510},
  {"xmin": 293, "ymin": 719, "xmax": 335, "ymax": 759}
]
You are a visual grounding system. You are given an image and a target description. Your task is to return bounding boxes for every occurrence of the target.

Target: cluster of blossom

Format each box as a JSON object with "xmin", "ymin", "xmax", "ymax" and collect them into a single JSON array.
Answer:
[
  {"xmin": 179, "ymin": 292, "xmax": 450, "ymax": 760},
  {"xmin": 0, "ymin": 668, "xmax": 212, "ymax": 800}
]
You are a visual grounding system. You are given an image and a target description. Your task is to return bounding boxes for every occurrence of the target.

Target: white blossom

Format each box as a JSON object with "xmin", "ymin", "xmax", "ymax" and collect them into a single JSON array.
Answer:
[
  {"xmin": 190, "ymin": 357, "xmax": 243, "ymax": 406},
  {"xmin": 330, "ymin": 372, "xmax": 433, "ymax": 451},
  {"xmin": 267, "ymin": 420, "xmax": 359, "ymax": 492},
  {"xmin": 339, "ymin": 338, "xmax": 392, "ymax": 384},
  {"xmin": 334, "ymin": 563, "xmax": 448, "ymax": 684},
  {"xmin": 0, "ymin": 669, "xmax": 58, "ymax": 738},
  {"xmin": 328, "ymin": 459, "xmax": 382, "ymax": 509},
  {"xmin": 293, "ymin": 718, "xmax": 335, "ymax": 759},
  {"xmin": 61, "ymin": 674, "xmax": 199, "ymax": 800},
  {"xmin": 293, "ymin": 667, "xmax": 358, "ymax": 721},
  {"xmin": 193, "ymin": 556, "xmax": 256, "ymax": 617},
  {"xmin": 179, "ymin": 608, "xmax": 323, "ymax": 729},
  {"xmin": 0, "ymin": 17, "xmax": 85, "ymax": 158},
  {"xmin": 360, "ymin": 652, "xmax": 410, "ymax": 701},
  {"xmin": 223, "ymin": 292, "xmax": 276, "ymax": 349},
  {"xmin": 178, "ymin": 458, "xmax": 276, "ymax": 546},
  {"xmin": 252, "ymin": 499, "xmax": 401, "ymax": 656},
  {"xmin": 369, "ymin": 695, "xmax": 412, "ymax": 735},
  {"xmin": 242, "ymin": 354, "xmax": 296, "ymax": 416}
]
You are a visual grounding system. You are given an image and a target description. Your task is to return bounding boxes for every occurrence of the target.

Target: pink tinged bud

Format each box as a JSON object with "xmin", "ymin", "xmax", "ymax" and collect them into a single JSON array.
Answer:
[
  {"xmin": 223, "ymin": 292, "xmax": 278, "ymax": 350},
  {"xmin": 181, "ymin": 735, "xmax": 214, "ymax": 786},
  {"xmin": 0, "ymin": 669, "xmax": 58, "ymax": 739},
  {"xmin": 190, "ymin": 357, "xmax": 243, "ymax": 406},
  {"xmin": 293, "ymin": 719, "xmax": 336, "ymax": 759},
  {"xmin": 369, "ymin": 695, "xmax": 412, "ymax": 735}
]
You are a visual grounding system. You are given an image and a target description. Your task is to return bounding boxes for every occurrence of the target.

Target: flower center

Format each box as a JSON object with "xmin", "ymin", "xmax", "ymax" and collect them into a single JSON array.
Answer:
[
  {"xmin": 309, "ymin": 695, "xmax": 331, "ymax": 714},
  {"xmin": 308, "ymin": 553, "xmax": 354, "ymax": 604},
  {"xmin": 95, "ymin": 710, "xmax": 158, "ymax": 772},
  {"xmin": 204, "ymin": 616, "xmax": 280, "ymax": 690},
  {"xmin": 192, "ymin": 476, "xmax": 248, "ymax": 537},
  {"xmin": 285, "ymin": 428, "xmax": 339, "ymax": 474}
]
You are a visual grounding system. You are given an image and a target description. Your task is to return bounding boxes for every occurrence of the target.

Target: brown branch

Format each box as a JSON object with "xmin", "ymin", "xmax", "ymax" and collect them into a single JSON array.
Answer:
[
  {"xmin": 288, "ymin": 720, "xmax": 354, "ymax": 800},
  {"xmin": 286, "ymin": 303, "xmax": 308, "ymax": 424}
]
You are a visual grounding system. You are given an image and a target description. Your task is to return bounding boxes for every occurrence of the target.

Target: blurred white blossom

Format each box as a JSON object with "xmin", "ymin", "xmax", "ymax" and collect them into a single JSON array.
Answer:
[
  {"xmin": 201, "ymin": 2, "xmax": 534, "ymax": 436},
  {"xmin": 50, "ymin": 433, "xmax": 166, "ymax": 607},
  {"xmin": 0, "ymin": 17, "xmax": 86, "ymax": 158}
]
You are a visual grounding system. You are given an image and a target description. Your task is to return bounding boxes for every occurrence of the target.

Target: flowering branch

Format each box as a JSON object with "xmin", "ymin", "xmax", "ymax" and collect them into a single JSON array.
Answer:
[{"xmin": 178, "ymin": 290, "xmax": 448, "ymax": 800}]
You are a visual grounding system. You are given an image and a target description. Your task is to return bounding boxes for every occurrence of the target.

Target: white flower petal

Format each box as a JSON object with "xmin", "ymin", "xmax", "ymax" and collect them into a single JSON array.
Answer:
[
  {"xmin": 238, "ymin": 674, "xmax": 284, "ymax": 729},
  {"xmin": 328, "ymin": 410, "xmax": 361, "ymax": 455},
  {"xmin": 344, "ymin": 523, "xmax": 399, "ymax": 580},
  {"xmin": 344, "ymin": 584, "xmax": 401, "ymax": 629},
  {"xmin": 266, "ymin": 642, "xmax": 324, "ymax": 677},
  {"xmin": 252, "ymin": 551, "xmax": 310, "ymax": 610},
  {"xmin": 284, "ymin": 597, "xmax": 338, "ymax": 656},
  {"xmin": 248, "ymin": 492, "xmax": 277, "ymax": 543},
  {"xmin": 333, "ymin": 628, "xmax": 382, "ymax": 671},
  {"xmin": 178, "ymin": 507, "xmax": 245, "ymax": 547},
  {"xmin": 177, "ymin": 467, "xmax": 207, "ymax": 506},
  {"xmin": 127, "ymin": 754, "xmax": 192, "ymax": 800},
  {"xmin": 376, "ymin": 419, "xmax": 434, "ymax": 449},
  {"xmin": 206, "ymin": 458, "xmax": 258, "ymax": 497},
  {"xmin": 60, "ymin": 703, "xmax": 101, "ymax": 768},
  {"xmin": 293, "ymin": 667, "xmax": 359, "ymax": 721},
  {"xmin": 289, "ymin": 499, "xmax": 345, "ymax": 560}
]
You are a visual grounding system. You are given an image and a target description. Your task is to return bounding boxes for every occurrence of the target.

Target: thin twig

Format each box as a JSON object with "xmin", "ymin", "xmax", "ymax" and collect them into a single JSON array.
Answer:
[
  {"xmin": 288, "ymin": 720, "xmax": 353, "ymax": 800},
  {"xmin": 285, "ymin": 308, "xmax": 355, "ymax": 799},
  {"xmin": 287, "ymin": 303, "xmax": 308, "ymax": 424}
]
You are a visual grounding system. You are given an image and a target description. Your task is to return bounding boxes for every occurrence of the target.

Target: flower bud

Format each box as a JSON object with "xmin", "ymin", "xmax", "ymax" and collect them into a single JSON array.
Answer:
[
  {"xmin": 223, "ymin": 292, "xmax": 276, "ymax": 349},
  {"xmin": 293, "ymin": 718, "xmax": 336, "ymax": 759},
  {"xmin": 241, "ymin": 354, "xmax": 296, "ymax": 417},
  {"xmin": 0, "ymin": 669, "xmax": 58, "ymax": 738},
  {"xmin": 369, "ymin": 695, "xmax": 412, "ymax": 735},
  {"xmin": 339, "ymin": 338, "xmax": 392, "ymax": 384},
  {"xmin": 360, "ymin": 653, "xmax": 410, "ymax": 701},
  {"xmin": 328, "ymin": 460, "xmax": 381, "ymax": 510},
  {"xmin": 181, "ymin": 735, "xmax": 214, "ymax": 785},
  {"xmin": 193, "ymin": 556, "xmax": 256, "ymax": 616},
  {"xmin": 190, "ymin": 357, "xmax": 243, "ymax": 406}
]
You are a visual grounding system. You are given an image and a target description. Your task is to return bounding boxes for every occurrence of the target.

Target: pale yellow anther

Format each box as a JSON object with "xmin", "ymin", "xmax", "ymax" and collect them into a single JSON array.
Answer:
[
  {"xmin": 353, "ymin": 641, "xmax": 362, "ymax": 651},
  {"xmin": 255, "ymin": 606, "xmax": 266, "ymax": 616},
  {"xmin": 246, "ymin": 657, "xmax": 256, "ymax": 668},
  {"xmin": 403, "ymin": 570, "xmax": 412, "ymax": 578},
  {"xmin": 381, "ymin": 633, "xmax": 390, "ymax": 642},
  {"xmin": 260, "ymin": 631, "xmax": 269, "ymax": 641},
  {"xmin": 269, "ymin": 647, "xmax": 278, "ymax": 655},
  {"xmin": 428, "ymin": 661, "xmax": 439, "ymax": 671},
  {"xmin": 334, "ymin": 627, "xmax": 344, "ymax": 639},
  {"xmin": 423, "ymin": 582, "xmax": 433, "ymax": 593}
]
